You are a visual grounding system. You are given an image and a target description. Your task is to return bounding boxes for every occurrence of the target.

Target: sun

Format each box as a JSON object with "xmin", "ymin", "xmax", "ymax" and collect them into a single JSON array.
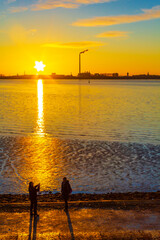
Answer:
[{"xmin": 34, "ymin": 61, "xmax": 46, "ymax": 72}]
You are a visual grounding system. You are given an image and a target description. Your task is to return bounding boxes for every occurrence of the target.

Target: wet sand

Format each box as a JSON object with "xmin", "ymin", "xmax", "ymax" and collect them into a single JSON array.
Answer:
[
  {"xmin": 1, "ymin": 193, "xmax": 160, "ymax": 239},
  {"xmin": 1, "ymin": 136, "xmax": 160, "ymax": 194}
]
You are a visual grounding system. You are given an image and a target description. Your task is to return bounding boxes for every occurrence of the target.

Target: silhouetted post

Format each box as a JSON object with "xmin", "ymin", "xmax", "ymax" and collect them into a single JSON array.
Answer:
[
  {"xmin": 79, "ymin": 49, "xmax": 88, "ymax": 75},
  {"xmin": 79, "ymin": 53, "xmax": 81, "ymax": 75}
]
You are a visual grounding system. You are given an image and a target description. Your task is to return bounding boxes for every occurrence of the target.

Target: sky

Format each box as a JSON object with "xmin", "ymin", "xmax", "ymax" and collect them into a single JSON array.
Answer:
[{"xmin": 0, "ymin": 0, "xmax": 160, "ymax": 75}]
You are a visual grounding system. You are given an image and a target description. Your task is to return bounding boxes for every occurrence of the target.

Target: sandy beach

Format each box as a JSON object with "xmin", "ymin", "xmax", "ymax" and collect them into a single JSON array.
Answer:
[{"xmin": 0, "ymin": 193, "xmax": 160, "ymax": 239}]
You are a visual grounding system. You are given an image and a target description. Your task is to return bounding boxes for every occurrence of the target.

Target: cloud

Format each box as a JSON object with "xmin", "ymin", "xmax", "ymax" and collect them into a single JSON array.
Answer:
[
  {"xmin": 31, "ymin": 1, "xmax": 77, "ymax": 10},
  {"xmin": 7, "ymin": 0, "xmax": 114, "ymax": 12},
  {"xmin": 96, "ymin": 31, "xmax": 129, "ymax": 38},
  {"xmin": 9, "ymin": 7, "xmax": 28, "ymax": 13},
  {"xmin": 7, "ymin": 0, "xmax": 16, "ymax": 4},
  {"xmin": 73, "ymin": 5, "xmax": 160, "ymax": 26},
  {"xmin": 31, "ymin": 0, "xmax": 113, "ymax": 11},
  {"xmin": 42, "ymin": 41, "xmax": 104, "ymax": 48}
]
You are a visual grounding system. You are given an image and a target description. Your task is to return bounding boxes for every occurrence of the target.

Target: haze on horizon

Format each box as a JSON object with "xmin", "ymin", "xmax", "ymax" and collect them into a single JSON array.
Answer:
[{"xmin": 0, "ymin": 0, "xmax": 160, "ymax": 76}]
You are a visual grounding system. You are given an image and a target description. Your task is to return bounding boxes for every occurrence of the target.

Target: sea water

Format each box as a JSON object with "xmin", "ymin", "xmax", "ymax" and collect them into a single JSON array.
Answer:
[{"xmin": 0, "ymin": 79, "xmax": 160, "ymax": 194}]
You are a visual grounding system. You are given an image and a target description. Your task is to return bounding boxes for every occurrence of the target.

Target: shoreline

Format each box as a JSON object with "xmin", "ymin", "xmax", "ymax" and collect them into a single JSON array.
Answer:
[
  {"xmin": 0, "ymin": 133, "xmax": 160, "ymax": 144},
  {"xmin": 0, "ymin": 134, "xmax": 160, "ymax": 147},
  {"xmin": 1, "ymin": 77, "xmax": 160, "ymax": 80},
  {"xmin": 1, "ymin": 192, "xmax": 160, "ymax": 203}
]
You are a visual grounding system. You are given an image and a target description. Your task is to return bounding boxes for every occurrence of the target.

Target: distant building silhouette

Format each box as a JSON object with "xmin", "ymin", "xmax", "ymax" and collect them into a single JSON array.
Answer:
[
  {"xmin": 0, "ymin": 72, "xmax": 160, "ymax": 80},
  {"xmin": 112, "ymin": 73, "xmax": 119, "ymax": 78},
  {"xmin": 78, "ymin": 71, "xmax": 92, "ymax": 78}
]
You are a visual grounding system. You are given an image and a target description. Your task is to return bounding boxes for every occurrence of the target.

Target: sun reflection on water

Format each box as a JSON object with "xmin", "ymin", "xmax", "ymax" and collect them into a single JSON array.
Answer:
[
  {"xmin": 36, "ymin": 79, "xmax": 44, "ymax": 135},
  {"xmin": 11, "ymin": 137, "xmax": 66, "ymax": 193}
]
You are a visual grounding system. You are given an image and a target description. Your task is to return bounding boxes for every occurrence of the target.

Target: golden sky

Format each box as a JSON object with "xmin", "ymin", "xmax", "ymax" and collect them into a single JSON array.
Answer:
[{"xmin": 0, "ymin": 0, "xmax": 160, "ymax": 75}]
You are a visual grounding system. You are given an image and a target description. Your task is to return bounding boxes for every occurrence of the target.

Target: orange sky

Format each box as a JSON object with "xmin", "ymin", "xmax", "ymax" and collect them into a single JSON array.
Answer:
[{"xmin": 0, "ymin": 0, "xmax": 160, "ymax": 75}]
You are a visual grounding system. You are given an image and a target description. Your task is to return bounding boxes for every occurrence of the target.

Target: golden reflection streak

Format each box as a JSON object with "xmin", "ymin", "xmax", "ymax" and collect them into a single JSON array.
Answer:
[
  {"xmin": 36, "ymin": 79, "xmax": 44, "ymax": 135},
  {"xmin": 14, "ymin": 137, "xmax": 66, "ymax": 193}
]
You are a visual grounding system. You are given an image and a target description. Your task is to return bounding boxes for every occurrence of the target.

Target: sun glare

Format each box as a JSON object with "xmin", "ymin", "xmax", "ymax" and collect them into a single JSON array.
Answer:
[
  {"xmin": 34, "ymin": 61, "xmax": 46, "ymax": 72},
  {"xmin": 37, "ymin": 79, "xmax": 44, "ymax": 135}
]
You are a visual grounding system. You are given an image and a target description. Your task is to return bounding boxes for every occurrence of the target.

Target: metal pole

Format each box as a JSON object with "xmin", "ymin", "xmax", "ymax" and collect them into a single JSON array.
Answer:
[
  {"xmin": 79, "ymin": 49, "xmax": 88, "ymax": 76},
  {"xmin": 79, "ymin": 53, "xmax": 81, "ymax": 75}
]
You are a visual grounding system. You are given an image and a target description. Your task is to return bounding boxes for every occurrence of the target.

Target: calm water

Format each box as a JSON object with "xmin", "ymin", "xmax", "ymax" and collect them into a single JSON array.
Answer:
[{"xmin": 0, "ymin": 79, "xmax": 160, "ymax": 194}]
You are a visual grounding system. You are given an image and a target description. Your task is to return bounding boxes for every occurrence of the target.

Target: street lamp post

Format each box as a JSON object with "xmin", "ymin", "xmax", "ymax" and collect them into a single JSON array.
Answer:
[{"xmin": 79, "ymin": 49, "xmax": 88, "ymax": 75}]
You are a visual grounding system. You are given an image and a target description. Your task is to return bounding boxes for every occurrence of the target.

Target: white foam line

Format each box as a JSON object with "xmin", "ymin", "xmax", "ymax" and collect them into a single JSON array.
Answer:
[
  {"xmin": 105, "ymin": 144, "xmax": 115, "ymax": 154},
  {"xmin": 143, "ymin": 144, "xmax": 152, "ymax": 159},
  {"xmin": 10, "ymin": 161, "xmax": 27, "ymax": 185},
  {"xmin": 0, "ymin": 148, "xmax": 4, "ymax": 153},
  {"xmin": 0, "ymin": 150, "xmax": 28, "ymax": 186},
  {"xmin": 0, "ymin": 151, "xmax": 9, "ymax": 176},
  {"xmin": 8, "ymin": 156, "xmax": 28, "ymax": 186}
]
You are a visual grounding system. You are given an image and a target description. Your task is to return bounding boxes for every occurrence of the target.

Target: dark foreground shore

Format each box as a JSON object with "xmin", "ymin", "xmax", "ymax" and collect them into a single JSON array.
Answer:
[
  {"xmin": 1, "ymin": 192, "xmax": 160, "ymax": 213},
  {"xmin": 1, "ymin": 192, "xmax": 160, "ymax": 239}
]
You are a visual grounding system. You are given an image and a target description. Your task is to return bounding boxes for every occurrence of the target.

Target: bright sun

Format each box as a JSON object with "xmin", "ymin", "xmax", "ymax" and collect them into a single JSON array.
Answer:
[{"xmin": 34, "ymin": 61, "xmax": 46, "ymax": 72}]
